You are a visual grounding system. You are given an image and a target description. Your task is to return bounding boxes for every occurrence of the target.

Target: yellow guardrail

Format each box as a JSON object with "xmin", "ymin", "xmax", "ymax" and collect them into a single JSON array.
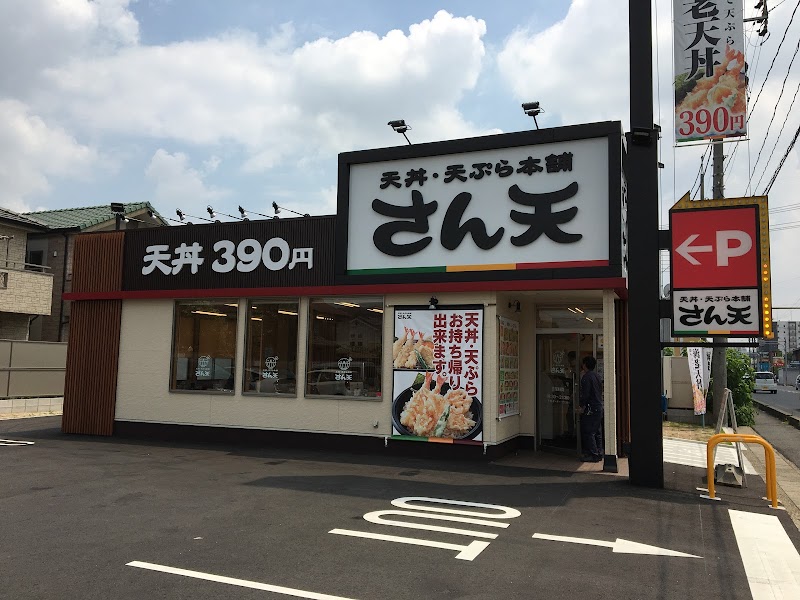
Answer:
[{"xmin": 705, "ymin": 434, "xmax": 779, "ymax": 509}]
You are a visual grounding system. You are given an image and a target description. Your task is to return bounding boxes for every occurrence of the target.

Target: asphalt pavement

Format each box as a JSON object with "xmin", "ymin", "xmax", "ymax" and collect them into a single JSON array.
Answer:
[
  {"xmin": 752, "ymin": 385, "xmax": 800, "ymax": 416},
  {"xmin": 2, "ymin": 416, "xmax": 800, "ymax": 600}
]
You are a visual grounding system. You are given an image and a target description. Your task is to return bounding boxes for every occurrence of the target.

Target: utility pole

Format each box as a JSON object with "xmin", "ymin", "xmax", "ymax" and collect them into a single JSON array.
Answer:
[
  {"xmin": 627, "ymin": 0, "xmax": 663, "ymax": 487},
  {"xmin": 710, "ymin": 140, "xmax": 727, "ymax": 415},
  {"xmin": 699, "ymin": 155, "xmax": 705, "ymax": 200}
]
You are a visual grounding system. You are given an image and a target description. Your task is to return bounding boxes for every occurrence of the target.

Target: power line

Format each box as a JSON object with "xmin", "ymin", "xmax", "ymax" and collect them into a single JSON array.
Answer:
[
  {"xmin": 748, "ymin": 0, "xmax": 800, "ymax": 120},
  {"xmin": 764, "ymin": 118, "xmax": 800, "ymax": 193},
  {"xmin": 755, "ymin": 76, "xmax": 800, "ymax": 191},
  {"xmin": 749, "ymin": 32, "xmax": 800, "ymax": 191}
]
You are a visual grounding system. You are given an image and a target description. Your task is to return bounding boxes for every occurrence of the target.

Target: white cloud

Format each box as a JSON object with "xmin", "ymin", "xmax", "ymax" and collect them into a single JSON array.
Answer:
[
  {"xmin": 0, "ymin": 0, "xmax": 138, "ymax": 95},
  {"xmin": 0, "ymin": 100, "xmax": 97, "ymax": 213},
  {"xmin": 145, "ymin": 149, "xmax": 228, "ymax": 207},
  {"xmin": 45, "ymin": 10, "xmax": 490, "ymax": 169},
  {"xmin": 497, "ymin": 0, "xmax": 629, "ymax": 128}
]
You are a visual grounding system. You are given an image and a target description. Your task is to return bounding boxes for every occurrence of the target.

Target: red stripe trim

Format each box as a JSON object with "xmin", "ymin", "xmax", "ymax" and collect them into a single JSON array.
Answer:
[
  {"xmin": 64, "ymin": 277, "xmax": 628, "ymax": 301},
  {"xmin": 516, "ymin": 259, "xmax": 609, "ymax": 269}
]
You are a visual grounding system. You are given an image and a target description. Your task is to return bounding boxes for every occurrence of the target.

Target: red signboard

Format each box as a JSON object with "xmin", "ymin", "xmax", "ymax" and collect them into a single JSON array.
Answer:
[{"xmin": 671, "ymin": 206, "xmax": 758, "ymax": 289}]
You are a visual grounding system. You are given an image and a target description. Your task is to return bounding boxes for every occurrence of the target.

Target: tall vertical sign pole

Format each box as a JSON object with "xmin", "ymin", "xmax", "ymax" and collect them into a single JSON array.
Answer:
[
  {"xmin": 710, "ymin": 141, "xmax": 727, "ymax": 412},
  {"xmin": 628, "ymin": 0, "xmax": 664, "ymax": 487}
]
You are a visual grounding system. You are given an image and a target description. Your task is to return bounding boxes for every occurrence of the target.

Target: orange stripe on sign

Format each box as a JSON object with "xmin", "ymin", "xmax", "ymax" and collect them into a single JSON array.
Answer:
[{"xmin": 428, "ymin": 437, "xmax": 455, "ymax": 444}]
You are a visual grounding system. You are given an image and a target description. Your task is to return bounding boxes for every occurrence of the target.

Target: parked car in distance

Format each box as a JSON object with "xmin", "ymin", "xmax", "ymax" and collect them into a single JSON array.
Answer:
[
  {"xmin": 795, "ymin": 374, "xmax": 800, "ymax": 391},
  {"xmin": 753, "ymin": 371, "xmax": 778, "ymax": 394}
]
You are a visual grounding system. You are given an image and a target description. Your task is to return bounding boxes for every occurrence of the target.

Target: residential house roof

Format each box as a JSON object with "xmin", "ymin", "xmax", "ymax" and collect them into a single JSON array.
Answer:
[
  {"xmin": 0, "ymin": 207, "xmax": 49, "ymax": 231},
  {"xmin": 23, "ymin": 202, "xmax": 164, "ymax": 231}
]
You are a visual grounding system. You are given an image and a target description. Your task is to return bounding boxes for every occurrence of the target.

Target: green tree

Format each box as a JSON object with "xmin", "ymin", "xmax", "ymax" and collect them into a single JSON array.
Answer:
[{"xmin": 724, "ymin": 349, "xmax": 756, "ymax": 426}]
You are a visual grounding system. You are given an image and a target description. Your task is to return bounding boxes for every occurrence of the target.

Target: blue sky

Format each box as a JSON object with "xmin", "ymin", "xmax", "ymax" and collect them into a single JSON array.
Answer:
[{"xmin": 1, "ymin": 0, "xmax": 799, "ymax": 312}]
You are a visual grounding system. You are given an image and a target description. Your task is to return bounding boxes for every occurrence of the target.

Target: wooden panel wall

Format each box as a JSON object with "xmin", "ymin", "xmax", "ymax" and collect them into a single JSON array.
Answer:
[
  {"xmin": 71, "ymin": 231, "xmax": 125, "ymax": 293},
  {"xmin": 63, "ymin": 232, "xmax": 125, "ymax": 435},
  {"xmin": 62, "ymin": 300, "xmax": 122, "ymax": 435},
  {"xmin": 615, "ymin": 299, "xmax": 631, "ymax": 454}
]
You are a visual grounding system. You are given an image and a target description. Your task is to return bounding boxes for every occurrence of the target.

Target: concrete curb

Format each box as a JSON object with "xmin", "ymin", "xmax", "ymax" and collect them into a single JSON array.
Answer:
[{"xmin": 753, "ymin": 399, "xmax": 800, "ymax": 431}]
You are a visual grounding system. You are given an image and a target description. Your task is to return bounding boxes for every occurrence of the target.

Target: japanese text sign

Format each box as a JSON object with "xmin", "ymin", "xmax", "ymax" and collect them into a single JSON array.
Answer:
[
  {"xmin": 123, "ymin": 216, "xmax": 335, "ymax": 291},
  {"xmin": 670, "ymin": 195, "xmax": 772, "ymax": 338},
  {"xmin": 391, "ymin": 306, "xmax": 483, "ymax": 443},
  {"xmin": 337, "ymin": 124, "xmax": 624, "ymax": 283},
  {"xmin": 673, "ymin": 0, "xmax": 746, "ymax": 142}
]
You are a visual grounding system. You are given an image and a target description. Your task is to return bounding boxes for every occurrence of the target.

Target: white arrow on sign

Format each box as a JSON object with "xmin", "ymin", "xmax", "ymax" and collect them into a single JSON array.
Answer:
[
  {"xmin": 532, "ymin": 533, "xmax": 702, "ymax": 558},
  {"xmin": 675, "ymin": 234, "xmax": 713, "ymax": 266},
  {"xmin": 675, "ymin": 230, "xmax": 752, "ymax": 267}
]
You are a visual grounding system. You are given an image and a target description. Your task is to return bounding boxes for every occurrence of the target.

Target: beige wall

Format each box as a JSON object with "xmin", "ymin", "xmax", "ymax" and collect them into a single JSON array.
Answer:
[
  {"xmin": 0, "ymin": 339, "xmax": 66, "ymax": 397},
  {"xmin": 0, "ymin": 268, "xmax": 53, "ymax": 316},
  {"xmin": 0, "ymin": 224, "xmax": 28, "ymax": 265}
]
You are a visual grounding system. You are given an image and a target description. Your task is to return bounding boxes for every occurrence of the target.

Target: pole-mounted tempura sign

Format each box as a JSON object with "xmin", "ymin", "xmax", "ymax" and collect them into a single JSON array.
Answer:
[
  {"xmin": 673, "ymin": 0, "xmax": 747, "ymax": 142},
  {"xmin": 670, "ymin": 193, "xmax": 773, "ymax": 338}
]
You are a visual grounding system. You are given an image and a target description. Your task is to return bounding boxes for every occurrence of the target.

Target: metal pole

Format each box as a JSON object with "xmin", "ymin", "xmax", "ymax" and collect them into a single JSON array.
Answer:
[
  {"xmin": 627, "ymin": 0, "xmax": 663, "ymax": 487},
  {"xmin": 710, "ymin": 140, "xmax": 727, "ymax": 416}
]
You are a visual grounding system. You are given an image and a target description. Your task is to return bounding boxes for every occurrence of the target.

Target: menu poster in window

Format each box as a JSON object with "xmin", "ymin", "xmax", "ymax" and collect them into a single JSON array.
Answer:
[
  {"xmin": 391, "ymin": 306, "xmax": 483, "ymax": 443},
  {"xmin": 498, "ymin": 316, "xmax": 520, "ymax": 418}
]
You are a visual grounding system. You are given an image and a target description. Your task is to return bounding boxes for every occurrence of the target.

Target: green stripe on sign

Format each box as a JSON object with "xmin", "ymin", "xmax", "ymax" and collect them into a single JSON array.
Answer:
[
  {"xmin": 390, "ymin": 435, "xmax": 429, "ymax": 442},
  {"xmin": 347, "ymin": 266, "xmax": 446, "ymax": 275}
]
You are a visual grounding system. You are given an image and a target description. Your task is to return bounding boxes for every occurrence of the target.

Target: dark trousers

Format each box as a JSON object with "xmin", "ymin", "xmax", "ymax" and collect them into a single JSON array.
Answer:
[{"xmin": 581, "ymin": 410, "xmax": 604, "ymax": 458}]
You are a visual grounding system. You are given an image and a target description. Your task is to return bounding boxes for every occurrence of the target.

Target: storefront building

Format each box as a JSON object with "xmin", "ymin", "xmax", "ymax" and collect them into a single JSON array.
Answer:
[{"xmin": 62, "ymin": 122, "xmax": 630, "ymax": 470}]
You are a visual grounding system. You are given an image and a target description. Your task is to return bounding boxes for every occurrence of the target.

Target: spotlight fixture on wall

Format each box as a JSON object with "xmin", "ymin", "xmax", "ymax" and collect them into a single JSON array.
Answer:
[
  {"xmin": 388, "ymin": 119, "xmax": 412, "ymax": 145},
  {"xmin": 176, "ymin": 208, "xmax": 215, "ymax": 224},
  {"xmin": 429, "ymin": 296, "xmax": 439, "ymax": 310},
  {"xmin": 206, "ymin": 205, "xmax": 243, "ymax": 222},
  {"xmin": 508, "ymin": 300, "xmax": 521, "ymax": 313},
  {"xmin": 238, "ymin": 206, "xmax": 249, "ymax": 220},
  {"xmin": 521, "ymin": 102, "xmax": 544, "ymax": 129}
]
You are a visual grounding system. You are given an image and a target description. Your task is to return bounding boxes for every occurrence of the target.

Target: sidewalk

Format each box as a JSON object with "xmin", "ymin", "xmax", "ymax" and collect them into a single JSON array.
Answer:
[
  {"xmin": 0, "ymin": 396, "xmax": 63, "ymax": 418},
  {"xmin": 743, "ymin": 409, "xmax": 800, "ymax": 530}
]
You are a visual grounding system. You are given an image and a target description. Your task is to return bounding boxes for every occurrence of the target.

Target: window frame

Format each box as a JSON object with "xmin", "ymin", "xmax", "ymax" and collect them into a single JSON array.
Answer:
[
  {"xmin": 241, "ymin": 298, "xmax": 301, "ymax": 397},
  {"xmin": 168, "ymin": 299, "xmax": 240, "ymax": 395},
  {"xmin": 305, "ymin": 296, "xmax": 384, "ymax": 401}
]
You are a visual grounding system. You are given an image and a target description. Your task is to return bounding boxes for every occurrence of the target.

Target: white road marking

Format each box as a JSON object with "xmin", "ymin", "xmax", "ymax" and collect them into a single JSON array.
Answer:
[
  {"xmin": 390, "ymin": 496, "xmax": 521, "ymax": 519},
  {"xmin": 663, "ymin": 437, "xmax": 756, "ymax": 474},
  {"xmin": 0, "ymin": 439, "xmax": 35, "ymax": 446},
  {"xmin": 729, "ymin": 509, "xmax": 800, "ymax": 599},
  {"xmin": 363, "ymin": 509, "xmax": 508, "ymax": 539},
  {"xmin": 329, "ymin": 528, "xmax": 491, "ymax": 561},
  {"xmin": 531, "ymin": 533, "xmax": 702, "ymax": 558},
  {"xmin": 126, "ymin": 561, "xmax": 359, "ymax": 599}
]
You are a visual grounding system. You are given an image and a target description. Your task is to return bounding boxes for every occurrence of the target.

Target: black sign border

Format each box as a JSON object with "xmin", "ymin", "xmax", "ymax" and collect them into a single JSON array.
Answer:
[{"xmin": 335, "ymin": 121, "xmax": 624, "ymax": 285}]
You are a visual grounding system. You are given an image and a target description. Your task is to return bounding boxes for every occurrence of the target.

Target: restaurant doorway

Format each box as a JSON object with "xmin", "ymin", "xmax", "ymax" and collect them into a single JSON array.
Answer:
[{"xmin": 536, "ymin": 332, "xmax": 604, "ymax": 455}]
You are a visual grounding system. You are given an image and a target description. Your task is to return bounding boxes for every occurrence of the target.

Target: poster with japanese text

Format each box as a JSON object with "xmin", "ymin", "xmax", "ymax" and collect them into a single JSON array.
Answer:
[
  {"xmin": 498, "ymin": 317, "xmax": 520, "ymax": 418},
  {"xmin": 391, "ymin": 306, "xmax": 483, "ymax": 442},
  {"xmin": 674, "ymin": 0, "xmax": 746, "ymax": 142},
  {"xmin": 686, "ymin": 346, "xmax": 711, "ymax": 415}
]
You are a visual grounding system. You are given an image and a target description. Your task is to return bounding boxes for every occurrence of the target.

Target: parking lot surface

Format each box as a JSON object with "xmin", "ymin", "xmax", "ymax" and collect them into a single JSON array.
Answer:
[{"xmin": 2, "ymin": 417, "xmax": 799, "ymax": 599}]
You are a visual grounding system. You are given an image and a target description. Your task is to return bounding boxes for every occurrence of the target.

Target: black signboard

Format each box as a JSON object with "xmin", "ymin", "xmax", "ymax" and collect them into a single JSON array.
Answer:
[{"xmin": 123, "ymin": 216, "xmax": 335, "ymax": 291}]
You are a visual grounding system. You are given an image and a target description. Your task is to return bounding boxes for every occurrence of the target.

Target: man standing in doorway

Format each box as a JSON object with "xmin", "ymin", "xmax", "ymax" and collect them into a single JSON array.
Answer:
[{"xmin": 579, "ymin": 356, "xmax": 604, "ymax": 463}]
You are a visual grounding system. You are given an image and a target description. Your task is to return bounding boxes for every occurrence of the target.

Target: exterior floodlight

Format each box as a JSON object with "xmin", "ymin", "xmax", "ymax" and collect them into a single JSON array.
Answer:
[
  {"xmin": 521, "ymin": 102, "xmax": 544, "ymax": 129},
  {"xmin": 388, "ymin": 119, "xmax": 412, "ymax": 145},
  {"xmin": 238, "ymin": 205, "xmax": 249, "ymax": 220},
  {"xmin": 273, "ymin": 201, "xmax": 310, "ymax": 218},
  {"xmin": 429, "ymin": 296, "xmax": 439, "ymax": 310},
  {"xmin": 272, "ymin": 201, "xmax": 280, "ymax": 215},
  {"xmin": 110, "ymin": 202, "xmax": 125, "ymax": 214}
]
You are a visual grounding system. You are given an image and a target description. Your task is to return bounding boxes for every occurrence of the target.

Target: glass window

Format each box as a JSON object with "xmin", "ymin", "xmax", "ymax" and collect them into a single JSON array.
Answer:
[
  {"xmin": 244, "ymin": 300, "xmax": 299, "ymax": 395},
  {"xmin": 170, "ymin": 301, "xmax": 239, "ymax": 392},
  {"xmin": 307, "ymin": 297, "xmax": 383, "ymax": 398},
  {"xmin": 536, "ymin": 306, "xmax": 603, "ymax": 329}
]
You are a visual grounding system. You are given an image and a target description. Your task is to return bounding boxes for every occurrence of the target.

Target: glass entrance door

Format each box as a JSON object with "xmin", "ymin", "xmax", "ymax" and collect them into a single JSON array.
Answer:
[{"xmin": 537, "ymin": 333, "xmax": 602, "ymax": 454}]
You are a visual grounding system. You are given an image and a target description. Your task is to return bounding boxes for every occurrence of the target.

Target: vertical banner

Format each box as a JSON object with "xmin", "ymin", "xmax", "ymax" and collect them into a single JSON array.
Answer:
[
  {"xmin": 687, "ymin": 347, "xmax": 709, "ymax": 415},
  {"xmin": 674, "ymin": 0, "xmax": 746, "ymax": 141},
  {"xmin": 391, "ymin": 306, "xmax": 483, "ymax": 442},
  {"xmin": 498, "ymin": 317, "xmax": 520, "ymax": 418}
]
